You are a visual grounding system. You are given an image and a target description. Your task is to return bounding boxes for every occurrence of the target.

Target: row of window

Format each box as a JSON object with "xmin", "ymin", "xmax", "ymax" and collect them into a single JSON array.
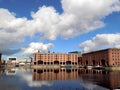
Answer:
[
  {"xmin": 112, "ymin": 49, "xmax": 120, "ymax": 51},
  {"xmin": 34, "ymin": 69, "xmax": 78, "ymax": 72},
  {"xmin": 35, "ymin": 62, "xmax": 78, "ymax": 65},
  {"xmin": 113, "ymin": 62, "xmax": 120, "ymax": 66},
  {"xmin": 112, "ymin": 53, "xmax": 120, "ymax": 54},
  {"xmin": 113, "ymin": 58, "xmax": 120, "ymax": 60},
  {"xmin": 37, "ymin": 56, "xmax": 77, "ymax": 58},
  {"xmin": 37, "ymin": 59, "xmax": 78, "ymax": 61},
  {"xmin": 39, "ymin": 56, "xmax": 77, "ymax": 57},
  {"xmin": 37, "ymin": 54, "xmax": 77, "ymax": 56}
]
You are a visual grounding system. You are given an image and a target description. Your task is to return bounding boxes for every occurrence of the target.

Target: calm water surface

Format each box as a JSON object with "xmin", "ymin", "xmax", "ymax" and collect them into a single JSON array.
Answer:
[{"xmin": 0, "ymin": 68, "xmax": 120, "ymax": 90}]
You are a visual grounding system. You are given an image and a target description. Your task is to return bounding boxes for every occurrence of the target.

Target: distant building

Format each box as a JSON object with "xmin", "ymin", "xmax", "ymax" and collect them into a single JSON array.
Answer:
[
  {"xmin": 7, "ymin": 57, "xmax": 18, "ymax": 65},
  {"xmin": 69, "ymin": 51, "xmax": 82, "ymax": 65},
  {"xmin": 18, "ymin": 58, "xmax": 27, "ymax": 66},
  {"xmin": 80, "ymin": 48, "xmax": 120, "ymax": 67},
  {"xmin": 69, "ymin": 51, "xmax": 81, "ymax": 54},
  {"xmin": 34, "ymin": 52, "xmax": 78, "ymax": 65}
]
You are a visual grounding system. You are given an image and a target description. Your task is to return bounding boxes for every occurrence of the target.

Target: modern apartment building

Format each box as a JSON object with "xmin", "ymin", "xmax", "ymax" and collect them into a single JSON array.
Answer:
[
  {"xmin": 7, "ymin": 57, "xmax": 18, "ymax": 65},
  {"xmin": 34, "ymin": 52, "xmax": 78, "ymax": 65},
  {"xmin": 80, "ymin": 48, "xmax": 120, "ymax": 67}
]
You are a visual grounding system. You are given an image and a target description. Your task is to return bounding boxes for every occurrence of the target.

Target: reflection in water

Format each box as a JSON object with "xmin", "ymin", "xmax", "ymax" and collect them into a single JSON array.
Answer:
[
  {"xmin": 33, "ymin": 68, "xmax": 120, "ymax": 90},
  {"xmin": 33, "ymin": 68, "xmax": 86, "ymax": 90},
  {"xmin": 6, "ymin": 68, "xmax": 17, "ymax": 75},
  {"xmin": 0, "ymin": 68, "xmax": 21, "ymax": 90},
  {"xmin": 0, "ymin": 68, "xmax": 120, "ymax": 90},
  {"xmin": 78, "ymin": 69, "xmax": 120, "ymax": 90},
  {"xmin": 33, "ymin": 68, "xmax": 78, "ymax": 81}
]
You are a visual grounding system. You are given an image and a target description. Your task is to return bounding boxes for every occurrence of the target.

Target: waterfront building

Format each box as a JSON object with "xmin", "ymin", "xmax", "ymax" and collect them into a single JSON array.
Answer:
[
  {"xmin": 18, "ymin": 58, "xmax": 27, "ymax": 66},
  {"xmin": 34, "ymin": 52, "xmax": 78, "ymax": 65},
  {"xmin": 7, "ymin": 57, "xmax": 18, "ymax": 65},
  {"xmin": 18, "ymin": 58, "xmax": 32, "ymax": 65},
  {"xmin": 80, "ymin": 48, "xmax": 120, "ymax": 67}
]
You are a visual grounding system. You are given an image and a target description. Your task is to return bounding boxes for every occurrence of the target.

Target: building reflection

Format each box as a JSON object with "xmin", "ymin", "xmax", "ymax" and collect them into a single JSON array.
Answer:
[
  {"xmin": 1, "ymin": 67, "xmax": 120, "ymax": 90},
  {"xmin": 33, "ymin": 68, "xmax": 120, "ymax": 89},
  {"xmin": 33, "ymin": 68, "xmax": 78, "ymax": 81},
  {"xmin": 6, "ymin": 68, "xmax": 17, "ymax": 75},
  {"xmin": 78, "ymin": 69, "xmax": 120, "ymax": 90}
]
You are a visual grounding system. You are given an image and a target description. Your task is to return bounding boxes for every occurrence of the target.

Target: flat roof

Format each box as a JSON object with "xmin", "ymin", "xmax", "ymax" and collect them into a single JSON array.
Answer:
[{"xmin": 82, "ymin": 48, "xmax": 120, "ymax": 55}]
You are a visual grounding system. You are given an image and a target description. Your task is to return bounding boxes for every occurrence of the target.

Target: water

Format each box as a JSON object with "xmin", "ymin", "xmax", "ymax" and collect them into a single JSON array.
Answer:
[{"xmin": 0, "ymin": 68, "xmax": 120, "ymax": 90}]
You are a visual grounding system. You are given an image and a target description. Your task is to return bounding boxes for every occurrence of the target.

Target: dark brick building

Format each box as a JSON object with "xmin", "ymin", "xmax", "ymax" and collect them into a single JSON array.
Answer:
[{"xmin": 80, "ymin": 48, "xmax": 120, "ymax": 67}]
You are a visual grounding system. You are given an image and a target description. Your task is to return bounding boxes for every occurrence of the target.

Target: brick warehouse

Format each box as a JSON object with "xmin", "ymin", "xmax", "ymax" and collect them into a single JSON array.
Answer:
[
  {"xmin": 80, "ymin": 48, "xmax": 120, "ymax": 67},
  {"xmin": 34, "ymin": 52, "xmax": 78, "ymax": 65}
]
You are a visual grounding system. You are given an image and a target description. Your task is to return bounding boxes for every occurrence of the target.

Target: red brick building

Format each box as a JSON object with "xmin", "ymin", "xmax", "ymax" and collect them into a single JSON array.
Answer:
[
  {"xmin": 34, "ymin": 52, "xmax": 78, "ymax": 65},
  {"xmin": 80, "ymin": 48, "xmax": 120, "ymax": 67}
]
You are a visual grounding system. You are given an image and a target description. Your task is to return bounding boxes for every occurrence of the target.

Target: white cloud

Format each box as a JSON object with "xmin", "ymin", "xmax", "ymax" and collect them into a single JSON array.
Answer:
[
  {"xmin": 60, "ymin": 0, "xmax": 120, "ymax": 38},
  {"xmin": 0, "ymin": 8, "xmax": 27, "ymax": 55},
  {"xmin": 30, "ymin": 6, "xmax": 60, "ymax": 40},
  {"xmin": 0, "ymin": 0, "xmax": 120, "ymax": 55},
  {"xmin": 21, "ymin": 42, "xmax": 54, "ymax": 56},
  {"xmin": 79, "ymin": 33, "xmax": 120, "ymax": 53},
  {"xmin": 21, "ymin": 73, "xmax": 53, "ymax": 87}
]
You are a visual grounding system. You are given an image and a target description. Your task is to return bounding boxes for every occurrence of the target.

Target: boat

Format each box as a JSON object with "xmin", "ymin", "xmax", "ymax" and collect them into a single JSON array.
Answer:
[{"xmin": 93, "ymin": 65, "xmax": 104, "ymax": 69}]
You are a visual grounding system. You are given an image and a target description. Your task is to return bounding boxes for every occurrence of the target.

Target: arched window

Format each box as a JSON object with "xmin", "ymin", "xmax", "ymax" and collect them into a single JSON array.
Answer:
[
  {"xmin": 86, "ymin": 60, "xmax": 88, "ymax": 65},
  {"xmin": 54, "ymin": 61, "xmax": 59, "ymax": 64},
  {"xmin": 38, "ymin": 60, "xmax": 43, "ymax": 65},
  {"xmin": 66, "ymin": 61, "xmax": 71, "ymax": 65},
  {"xmin": 101, "ymin": 59, "xmax": 106, "ymax": 66},
  {"xmin": 92, "ymin": 60, "xmax": 95, "ymax": 66}
]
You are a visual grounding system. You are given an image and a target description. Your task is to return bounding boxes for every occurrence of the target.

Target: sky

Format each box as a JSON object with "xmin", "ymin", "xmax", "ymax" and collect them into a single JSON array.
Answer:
[{"xmin": 0, "ymin": 0, "xmax": 120, "ymax": 59}]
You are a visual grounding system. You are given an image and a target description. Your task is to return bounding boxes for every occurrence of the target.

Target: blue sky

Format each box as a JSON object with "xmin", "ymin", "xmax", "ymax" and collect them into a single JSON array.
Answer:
[
  {"xmin": 0, "ymin": 0, "xmax": 120, "ymax": 59},
  {"xmin": 0, "ymin": 0, "xmax": 62, "ymax": 18}
]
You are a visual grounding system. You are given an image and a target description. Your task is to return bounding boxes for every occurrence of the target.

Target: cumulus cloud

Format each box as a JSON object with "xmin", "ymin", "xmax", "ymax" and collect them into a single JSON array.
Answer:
[
  {"xmin": 0, "ymin": 0, "xmax": 120, "ymax": 55},
  {"xmin": 79, "ymin": 33, "xmax": 120, "ymax": 53},
  {"xmin": 0, "ymin": 8, "xmax": 27, "ymax": 55},
  {"xmin": 21, "ymin": 42, "xmax": 54, "ymax": 56},
  {"xmin": 60, "ymin": 0, "xmax": 120, "ymax": 38}
]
